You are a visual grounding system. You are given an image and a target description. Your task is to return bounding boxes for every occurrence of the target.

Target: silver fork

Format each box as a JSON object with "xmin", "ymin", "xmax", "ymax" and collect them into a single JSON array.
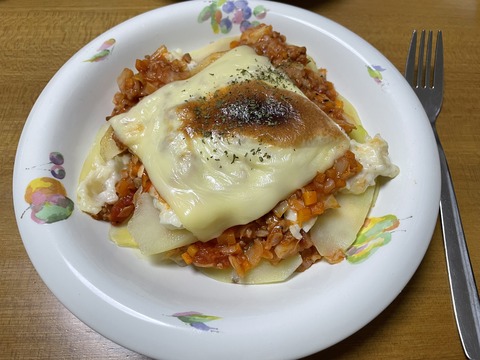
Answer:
[{"xmin": 405, "ymin": 30, "xmax": 480, "ymax": 359}]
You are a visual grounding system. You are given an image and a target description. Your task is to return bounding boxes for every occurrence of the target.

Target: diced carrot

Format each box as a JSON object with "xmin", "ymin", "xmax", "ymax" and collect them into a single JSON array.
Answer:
[
  {"xmin": 115, "ymin": 177, "xmax": 133, "ymax": 197},
  {"xmin": 297, "ymin": 207, "xmax": 313, "ymax": 225},
  {"xmin": 131, "ymin": 161, "xmax": 142, "ymax": 176},
  {"xmin": 302, "ymin": 190, "xmax": 317, "ymax": 206},
  {"xmin": 186, "ymin": 244, "xmax": 199, "ymax": 257},
  {"xmin": 181, "ymin": 252, "xmax": 193, "ymax": 265}
]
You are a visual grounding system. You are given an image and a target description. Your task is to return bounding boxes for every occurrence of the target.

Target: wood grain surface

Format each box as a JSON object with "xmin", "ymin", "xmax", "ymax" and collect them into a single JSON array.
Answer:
[{"xmin": 1, "ymin": 0, "xmax": 479, "ymax": 359}]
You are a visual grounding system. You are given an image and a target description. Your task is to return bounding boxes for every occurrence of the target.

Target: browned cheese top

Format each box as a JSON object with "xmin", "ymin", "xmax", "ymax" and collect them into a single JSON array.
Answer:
[{"xmin": 177, "ymin": 79, "xmax": 343, "ymax": 148}]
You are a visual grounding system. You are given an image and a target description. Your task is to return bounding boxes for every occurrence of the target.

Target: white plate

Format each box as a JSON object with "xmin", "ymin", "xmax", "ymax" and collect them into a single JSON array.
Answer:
[{"xmin": 13, "ymin": 1, "xmax": 440, "ymax": 359}]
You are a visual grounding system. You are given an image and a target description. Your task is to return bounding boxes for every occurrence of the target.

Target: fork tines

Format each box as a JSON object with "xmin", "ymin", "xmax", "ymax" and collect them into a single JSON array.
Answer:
[{"xmin": 405, "ymin": 29, "xmax": 444, "ymax": 91}]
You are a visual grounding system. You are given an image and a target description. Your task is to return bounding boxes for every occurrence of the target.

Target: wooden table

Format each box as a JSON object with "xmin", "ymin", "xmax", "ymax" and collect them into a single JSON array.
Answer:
[{"xmin": 1, "ymin": 0, "xmax": 479, "ymax": 358}]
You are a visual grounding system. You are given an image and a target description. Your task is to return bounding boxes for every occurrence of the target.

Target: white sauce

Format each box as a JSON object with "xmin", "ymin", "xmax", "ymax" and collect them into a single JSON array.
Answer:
[
  {"xmin": 77, "ymin": 154, "xmax": 130, "ymax": 214},
  {"xmin": 152, "ymin": 196, "xmax": 184, "ymax": 230},
  {"xmin": 346, "ymin": 134, "xmax": 399, "ymax": 194}
]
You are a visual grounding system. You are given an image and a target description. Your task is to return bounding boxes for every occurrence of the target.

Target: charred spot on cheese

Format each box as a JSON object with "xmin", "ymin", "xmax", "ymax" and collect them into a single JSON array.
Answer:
[{"xmin": 178, "ymin": 80, "xmax": 337, "ymax": 148}]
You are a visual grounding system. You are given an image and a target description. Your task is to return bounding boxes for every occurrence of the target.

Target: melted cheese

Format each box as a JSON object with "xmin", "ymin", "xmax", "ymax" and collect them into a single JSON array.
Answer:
[
  {"xmin": 109, "ymin": 45, "xmax": 350, "ymax": 241},
  {"xmin": 346, "ymin": 134, "xmax": 400, "ymax": 194},
  {"xmin": 77, "ymin": 123, "xmax": 129, "ymax": 214}
]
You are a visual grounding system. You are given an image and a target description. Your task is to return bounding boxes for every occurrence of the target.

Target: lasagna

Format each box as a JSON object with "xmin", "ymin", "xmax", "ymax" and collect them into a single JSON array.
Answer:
[{"xmin": 77, "ymin": 24, "xmax": 399, "ymax": 284}]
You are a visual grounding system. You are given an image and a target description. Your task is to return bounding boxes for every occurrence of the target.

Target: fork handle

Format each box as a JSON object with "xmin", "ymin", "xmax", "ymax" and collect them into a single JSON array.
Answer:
[{"xmin": 436, "ymin": 135, "xmax": 480, "ymax": 359}]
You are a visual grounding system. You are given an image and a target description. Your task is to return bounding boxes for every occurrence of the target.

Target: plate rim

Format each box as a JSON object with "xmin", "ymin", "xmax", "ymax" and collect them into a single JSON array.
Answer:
[{"xmin": 13, "ymin": 2, "xmax": 440, "ymax": 359}]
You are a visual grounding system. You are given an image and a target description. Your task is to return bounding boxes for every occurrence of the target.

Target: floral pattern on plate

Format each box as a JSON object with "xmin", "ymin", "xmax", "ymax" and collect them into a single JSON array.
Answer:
[
  {"xmin": 198, "ymin": 0, "xmax": 268, "ymax": 33},
  {"xmin": 84, "ymin": 38, "xmax": 116, "ymax": 62},
  {"xmin": 171, "ymin": 311, "xmax": 222, "ymax": 332},
  {"xmin": 347, "ymin": 215, "xmax": 401, "ymax": 263},
  {"xmin": 22, "ymin": 152, "xmax": 74, "ymax": 224}
]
